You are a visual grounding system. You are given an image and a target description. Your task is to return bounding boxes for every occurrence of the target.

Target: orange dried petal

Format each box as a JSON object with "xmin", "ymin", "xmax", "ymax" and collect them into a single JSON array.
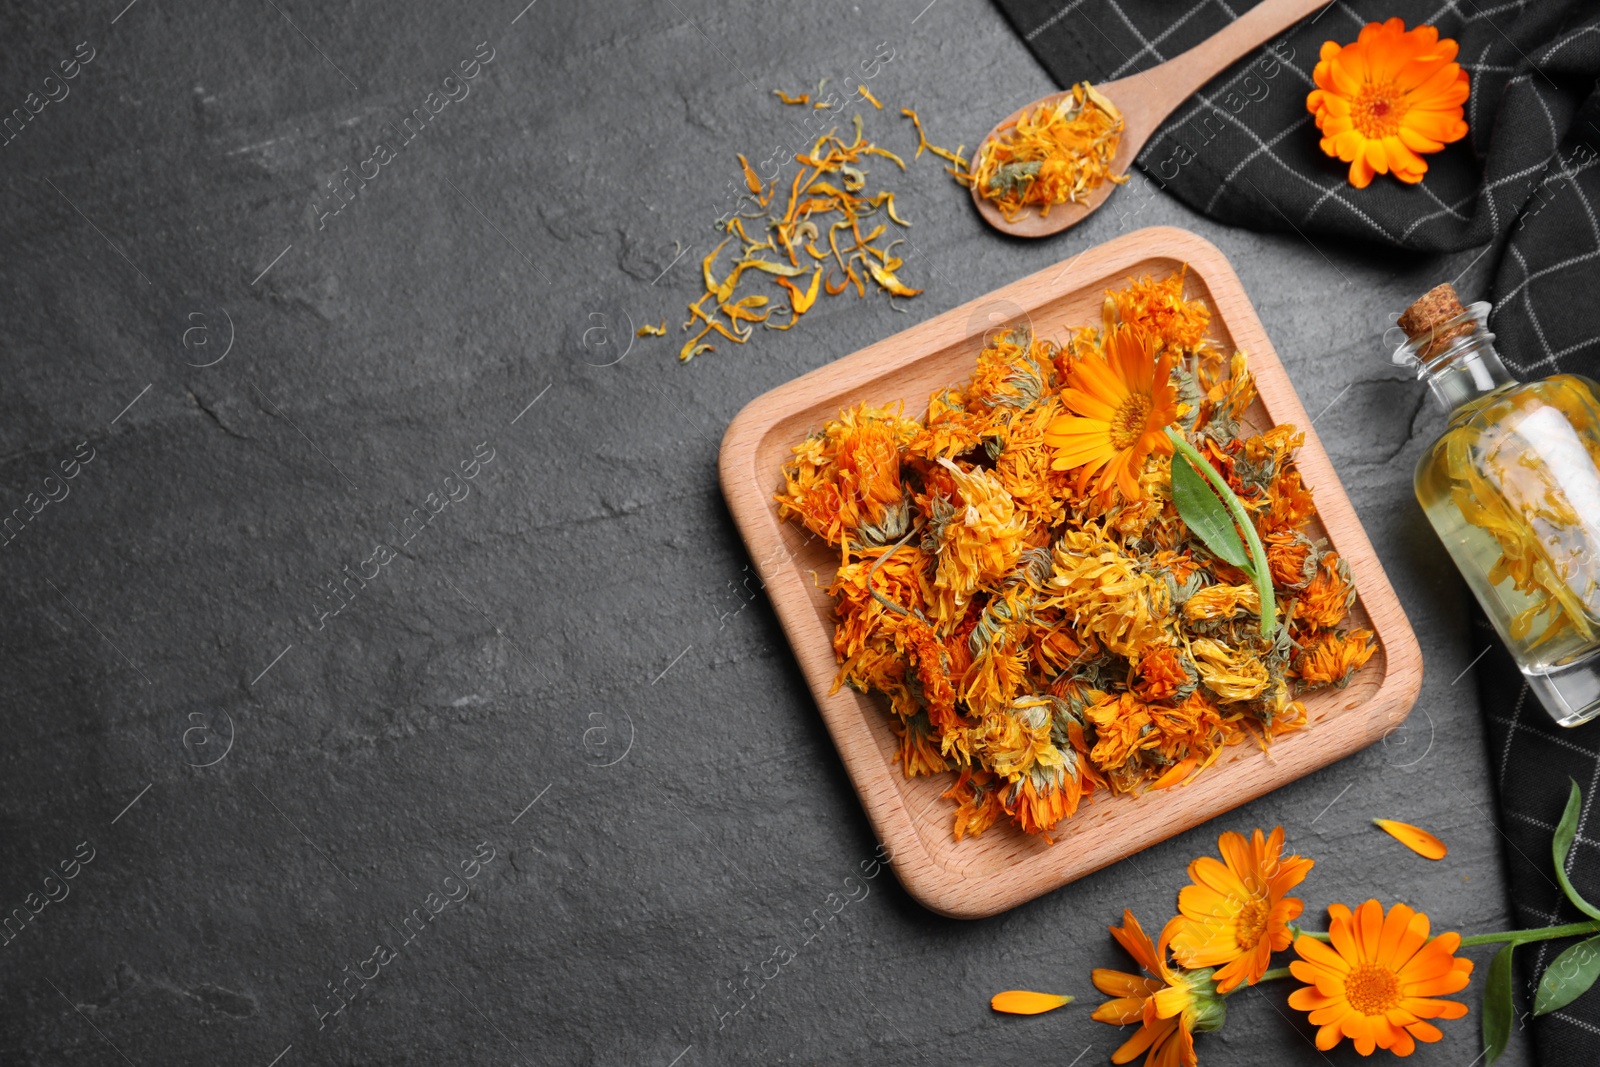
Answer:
[
  {"xmin": 736, "ymin": 154, "xmax": 761, "ymax": 195},
  {"xmin": 990, "ymin": 990, "xmax": 1072, "ymax": 1015},
  {"xmin": 1373, "ymin": 818, "xmax": 1447, "ymax": 860}
]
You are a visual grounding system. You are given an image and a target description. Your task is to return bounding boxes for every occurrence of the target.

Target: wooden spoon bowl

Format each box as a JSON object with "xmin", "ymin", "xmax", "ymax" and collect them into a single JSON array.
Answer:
[{"xmin": 971, "ymin": 0, "xmax": 1328, "ymax": 237}]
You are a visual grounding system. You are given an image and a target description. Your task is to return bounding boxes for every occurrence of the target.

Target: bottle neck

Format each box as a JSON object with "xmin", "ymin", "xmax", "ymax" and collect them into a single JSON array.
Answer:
[{"xmin": 1391, "ymin": 301, "xmax": 1516, "ymax": 413}]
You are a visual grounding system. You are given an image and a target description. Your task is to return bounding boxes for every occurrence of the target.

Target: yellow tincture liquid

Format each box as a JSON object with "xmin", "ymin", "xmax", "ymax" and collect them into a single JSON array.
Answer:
[{"xmin": 1398, "ymin": 287, "xmax": 1600, "ymax": 726}]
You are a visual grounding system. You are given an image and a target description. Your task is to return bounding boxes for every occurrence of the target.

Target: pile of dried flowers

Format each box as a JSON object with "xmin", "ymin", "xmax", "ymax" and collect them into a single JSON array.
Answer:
[
  {"xmin": 993, "ymin": 783, "xmax": 1600, "ymax": 1066},
  {"xmin": 777, "ymin": 274, "xmax": 1375, "ymax": 840},
  {"xmin": 961, "ymin": 82, "xmax": 1128, "ymax": 221}
]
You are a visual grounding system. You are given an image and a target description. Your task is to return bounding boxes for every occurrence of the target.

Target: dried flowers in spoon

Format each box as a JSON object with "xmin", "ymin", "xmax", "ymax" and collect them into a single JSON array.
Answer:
[{"xmin": 962, "ymin": 82, "xmax": 1129, "ymax": 222}]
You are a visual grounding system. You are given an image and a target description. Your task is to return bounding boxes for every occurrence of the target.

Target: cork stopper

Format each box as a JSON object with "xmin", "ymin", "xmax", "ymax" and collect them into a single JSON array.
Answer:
[{"xmin": 1398, "ymin": 284, "xmax": 1474, "ymax": 359}]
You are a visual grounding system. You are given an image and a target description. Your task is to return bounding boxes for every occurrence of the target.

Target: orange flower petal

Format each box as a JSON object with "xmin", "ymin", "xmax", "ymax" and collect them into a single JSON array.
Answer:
[
  {"xmin": 1404, "ymin": 1019, "xmax": 1445, "ymax": 1043},
  {"xmin": 991, "ymin": 990, "xmax": 1072, "ymax": 1015},
  {"xmin": 1092, "ymin": 968, "xmax": 1162, "ymax": 999},
  {"xmin": 1374, "ymin": 818, "xmax": 1448, "ymax": 860},
  {"xmin": 1111, "ymin": 1016, "xmax": 1174, "ymax": 1064},
  {"xmin": 1093, "ymin": 997, "xmax": 1150, "ymax": 1025},
  {"xmin": 1305, "ymin": 20, "xmax": 1470, "ymax": 187}
]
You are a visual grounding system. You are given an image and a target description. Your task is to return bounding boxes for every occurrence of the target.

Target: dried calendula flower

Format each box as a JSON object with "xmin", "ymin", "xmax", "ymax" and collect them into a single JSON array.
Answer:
[
  {"xmin": 962, "ymin": 82, "xmax": 1129, "ymax": 221},
  {"xmin": 1294, "ymin": 629, "xmax": 1375, "ymax": 688},
  {"xmin": 636, "ymin": 320, "xmax": 666, "ymax": 337},
  {"xmin": 777, "ymin": 275, "xmax": 1369, "ymax": 840}
]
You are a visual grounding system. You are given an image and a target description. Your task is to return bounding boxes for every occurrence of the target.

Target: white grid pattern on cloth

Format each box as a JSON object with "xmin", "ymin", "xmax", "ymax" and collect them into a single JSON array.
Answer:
[
  {"xmin": 1205, "ymin": 116, "xmax": 1314, "ymax": 213},
  {"xmin": 1500, "ymin": 238, "xmax": 1600, "ymax": 314},
  {"xmin": 1399, "ymin": 155, "xmax": 1552, "ymax": 240},
  {"xmin": 1582, "ymin": 743, "xmax": 1600, "ymax": 865},
  {"xmin": 1498, "ymin": 684, "xmax": 1530, "ymax": 786},
  {"xmin": 1104, "ymin": 0, "xmax": 1214, "ymax": 79},
  {"xmin": 1551, "ymin": 1010, "xmax": 1600, "ymax": 1036},
  {"xmin": 1544, "ymin": 23, "xmax": 1600, "ymax": 62},
  {"xmin": 1519, "ymin": 265, "xmax": 1562, "ymax": 365},
  {"xmin": 1499, "ymin": 237, "xmax": 1600, "ymax": 372},
  {"xmin": 1507, "ymin": 811, "xmax": 1600, "ymax": 852},
  {"xmin": 1491, "ymin": 714, "xmax": 1600, "ymax": 761},
  {"xmin": 1398, "ymin": 74, "xmax": 1566, "ymax": 238},
  {"xmin": 1469, "ymin": 40, "xmax": 1496, "ymax": 144},
  {"xmin": 1024, "ymin": 0, "xmax": 1093, "ymax": 41},
  {"xmin": 1491, "ymin": 149, "xmax": 1600, "ymax": 361}
]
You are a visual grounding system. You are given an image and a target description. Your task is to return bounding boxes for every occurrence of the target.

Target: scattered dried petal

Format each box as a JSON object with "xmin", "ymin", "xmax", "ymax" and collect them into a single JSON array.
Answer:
[
  {"xmin": 991, "ymin": 990, "xmax": 1073, "ymax": 1015},
  {"xmin": 1373, "ymin": 818, "xmax": 1448, "ymax": 860},
  {"xmin": 668, "ymin": 92, "xmax": 941, "ymax": 361},
  {"xmin": 901, "ymin": 106, "xmax": 967, "ymax": 168},
  {"xmin": 737, "ymin": 154, "xmax": 762, "ymax": 195}
]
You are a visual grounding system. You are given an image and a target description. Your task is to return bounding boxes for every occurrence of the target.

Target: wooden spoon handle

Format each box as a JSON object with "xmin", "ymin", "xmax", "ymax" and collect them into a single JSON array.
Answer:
[{"xmin": 1127, "ymin": 0, "xmax": 1327, "ymax": 118}]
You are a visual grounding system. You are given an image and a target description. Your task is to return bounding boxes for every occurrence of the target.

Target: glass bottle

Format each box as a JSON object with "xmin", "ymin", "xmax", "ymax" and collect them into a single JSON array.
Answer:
[{"xmin": 1394, "ymin": 283, "xmax": 1600, "ymax": 727}]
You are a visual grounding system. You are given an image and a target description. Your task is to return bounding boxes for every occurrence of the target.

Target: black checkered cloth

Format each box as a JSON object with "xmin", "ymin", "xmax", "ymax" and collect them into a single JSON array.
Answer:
[{"xmin": 992, "ymin": 0, "xmax": 1600, "ymax": 1060}]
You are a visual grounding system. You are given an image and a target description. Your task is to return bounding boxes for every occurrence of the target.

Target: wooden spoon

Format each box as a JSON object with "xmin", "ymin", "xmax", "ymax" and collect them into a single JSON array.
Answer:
[{"xmin": 971, "ymin": 0, "xmax": 1328, "ymax": 237}]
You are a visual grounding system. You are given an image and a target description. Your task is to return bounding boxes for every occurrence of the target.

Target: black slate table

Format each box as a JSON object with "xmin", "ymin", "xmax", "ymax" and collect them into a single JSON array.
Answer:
[{"xmin": 0, "ymin": 1, "xmax": 1534, "ymax": 1064}]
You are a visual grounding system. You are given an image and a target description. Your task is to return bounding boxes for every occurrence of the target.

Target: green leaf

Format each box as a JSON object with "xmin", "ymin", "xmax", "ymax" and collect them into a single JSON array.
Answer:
[
  {"xmin": 1483, "ymin": 943, "xmax": 1515, "ymax": 1065},
  {"xmin": 1534, "ymin": 935, "xmax": 1600, "ymax": 1015},
  {"xmin": 1171, "ymin": 454, "xmax": 1251, "ymax": 572},
  {"xmin": 1554, "ymin": 779, "xmax": 1600, "ymax": 920}
]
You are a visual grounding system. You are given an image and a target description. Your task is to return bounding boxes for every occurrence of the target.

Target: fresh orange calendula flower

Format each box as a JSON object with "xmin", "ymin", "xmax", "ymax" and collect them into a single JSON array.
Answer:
[
  {"xmin": 1092, "ymin": 911, "xmax": 1225, "ymax": 1067},
  {"xmin": 1289, "ymin": 900, "xmax": 1473, "ymax": 1056},
  {"xmin": 1305, "ymin": 19, "xmax": 1470, "ymax": 188},
  {"xmin": 1045, "ymin": 324, "xmax": 1179, "ymax": 504},
  {"xmin": 1170, "ymin": 827, "xmax": 1313, "ymax": 993}
]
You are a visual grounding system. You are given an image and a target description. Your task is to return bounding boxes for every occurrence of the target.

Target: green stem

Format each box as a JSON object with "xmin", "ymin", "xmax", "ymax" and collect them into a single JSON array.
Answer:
[
  {"xmin": 1292, "ymin": 920, "xmax": 1600, "ymax": 949},
  {"xmin": 1457, "ymin": 920, "xmax": 1600, "ymax": 948},
  {"xmin": 1165, "ymin": 428, "xmax": 1276, "ymax": 638},
  {"xmin": 1258, "ymin": 966, "xmax": 1293, "ymax": 983}
]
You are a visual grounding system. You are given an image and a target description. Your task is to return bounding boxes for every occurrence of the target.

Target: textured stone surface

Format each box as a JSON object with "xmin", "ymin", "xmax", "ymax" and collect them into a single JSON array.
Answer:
[{"xmin": 0, "ymin": 1, "xmax": 1531, "ymax": 1064}]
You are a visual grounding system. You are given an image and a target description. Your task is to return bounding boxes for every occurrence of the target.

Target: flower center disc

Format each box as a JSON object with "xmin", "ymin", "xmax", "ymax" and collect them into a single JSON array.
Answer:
[
  {"xmin": 1344, "ymin": 962, "xmax": 1403, "ymax": 1015},
  {"xmin": 1235, "ymin": 898, "xmax": 1270, "ymax": 949},
  {"xmin": 1354, "ymin": 82, "xmax": 1404, "ymax": 138},
  {"xmin": 1110, "ymin": 395, "xmax": 1152, "ymax": 450}
]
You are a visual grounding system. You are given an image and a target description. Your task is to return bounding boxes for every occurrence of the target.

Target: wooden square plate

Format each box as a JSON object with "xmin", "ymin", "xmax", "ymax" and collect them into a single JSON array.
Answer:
[{"xmin": 718, "ymin": 226, "xmax": 1422, "ymax": 919}]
